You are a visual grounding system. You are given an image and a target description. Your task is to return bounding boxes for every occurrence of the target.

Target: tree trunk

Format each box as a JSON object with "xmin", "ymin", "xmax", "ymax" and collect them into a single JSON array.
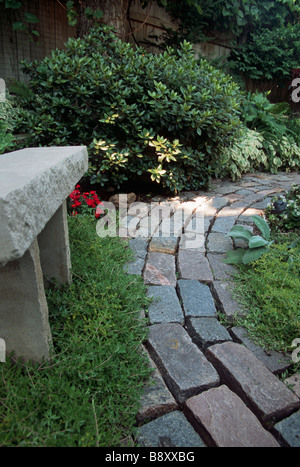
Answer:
[{"xmin": 76, "ymin": 0, "xmax": 131, "ymax": 40}]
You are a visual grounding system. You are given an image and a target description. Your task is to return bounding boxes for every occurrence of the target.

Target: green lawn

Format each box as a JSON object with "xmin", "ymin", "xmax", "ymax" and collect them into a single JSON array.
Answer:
[
  {"xmin": 0, "ymin": 215, "xmax": 152, "ymax": 447},
  {"xmin": 232, "ymin": 232, "xmax": 300, "ymax": 361}
]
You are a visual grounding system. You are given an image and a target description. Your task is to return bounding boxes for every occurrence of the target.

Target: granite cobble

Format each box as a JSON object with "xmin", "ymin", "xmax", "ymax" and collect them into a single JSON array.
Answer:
[
  {"xmin": 143, "ymin": 252, "xmax": 176, "ymax": 286},
  {"xmin": 177, "ymin": 250, "xmax": 213, "ymax": 282},
  {"xmin": 146, "ymin": 323, "xmax": 220, "ymax": 403},
  {"xmin": 206, "ymin": 341, "xmax": 299, "ymax": 423},
  {"xmin": 230, "ymin": 326, "xmax": 291, "ymax": 374},
  {"xmin": 124, "ymin": 172, "xmax": 300, "ymax": 447},
  {"xmin": 177, "ymin": 279, "xmax": 217, "ymax": 318},
  {"xmin": 137, "ymin": 410, "xmax": 206, "ymax": 447},
  {"xmin": 147, "ymin": 286, "xmax": 184, "ymax": 324},
  {"xmin": 186, "ymin": 317, "xmax": 232, "ymax": 351},
  {"xmin": 184, "ymin": 385, "xmax": 280, "ymax": 447}
]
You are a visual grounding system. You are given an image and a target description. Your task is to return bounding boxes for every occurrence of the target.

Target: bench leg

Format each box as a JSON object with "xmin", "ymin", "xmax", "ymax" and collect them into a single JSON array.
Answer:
[
  {"xmin": 38, "ymin": 201, "xmax": 72, "ymax": 287},
  {"xmin": 0, "ymin": 239, "xmax": 52, "ymax": 363}
]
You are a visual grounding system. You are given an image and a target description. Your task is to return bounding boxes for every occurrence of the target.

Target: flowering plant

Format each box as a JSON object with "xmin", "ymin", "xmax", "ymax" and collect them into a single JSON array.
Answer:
[{"xmin": 68, "ymin": 185, "xmax": 103, "ymax": 218}]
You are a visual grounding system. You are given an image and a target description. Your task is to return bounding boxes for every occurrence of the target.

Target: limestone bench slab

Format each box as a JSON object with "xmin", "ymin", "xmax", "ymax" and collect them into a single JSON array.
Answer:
[{"xmin": 0, "ymin": 146, "xmax": 88, "ymax": 363}]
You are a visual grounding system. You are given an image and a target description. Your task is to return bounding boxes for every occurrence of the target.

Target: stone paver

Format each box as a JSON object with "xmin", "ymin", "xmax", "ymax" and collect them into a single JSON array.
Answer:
[
  {"xmin": 206, "ymin": 342, "xmax": 299, "ymax": 422},
  {"xmin": 211, "ymin": 280, "xmax": 243, "ymax": 321},
  {"xmin": 184, "ymin": 385, "xmax": 280, "ymax": 447},
  {"xmin": 136, "ymin": 350, "xmax": 178, "ymax": 423},
  {"xmin": 284, "ymin": 373, "xmax": 300, "ymax": 398},
  {"xmin": 146, "ymin": 323, "xmax": 220, "ymax": 402},
  {"xmin": 177, "ymin": 250, "xmax": 213, "ymax": 282},
  {"xmin": 143, "ymin": 252, "xmax": 176, "ymax": 286},
  {"xmin": 147, "ymin": 286, "xmax": 184, "ymax": 324},
  {"xmin": 273, "ymin": 410, "xmax": 300, "ymax": 447},
  {"xmin": 186, "ymin": 317, "xmax": 232, "ymax": 351},
  {"xmin": 179, "ymin": 232, "xmax": 205, "ymax": 252},
  {"xmin": 128, "ymin": 237, "xmax": 148, "ymax": 259},
  {"xmin": 207, "ymin": 232, "xmax": 233, "ymax": 253},
  {"xmin": 211, "ymin": 215, "xmax": 237, "ymax": 233},
  {"xmin": 177, "ymin": 279, "xmax": 217, "ymax": 318},
  {"xmin": 126, "ymin": 171, "xmax": 300, "ymax": 447},
  {"xmin": 230, "ymin": 326, "xmax": 291, "ymax": 374},
  {"xmin": 207, "ymin": 253, "xmax": 237, "ymax": 281},
  {"xmin": 149, "ymin": 236, "xmax": 178, "ymax": 255},
  {"xmin": 137, "ymin": 410, "xmax": 206, "ymax": 447}
]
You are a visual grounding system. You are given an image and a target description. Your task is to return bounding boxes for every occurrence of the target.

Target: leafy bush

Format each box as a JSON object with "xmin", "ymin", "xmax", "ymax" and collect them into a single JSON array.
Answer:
[
  {"xmin": 19, "ymin": 25, "xmax": 250, "ymax": 192},
  {"xmin": 154, "ymin": 0, "xmax": 299, "ymax": 49},
  {"xmin": 220, "ymin": 126, "xmax": 266, "ymax": 180},
  {"xmin": 239, "ymin": 91, "xmax": 300, "ymax": 172},
  {"xmin": 0, "ymin": 96, "xmax": 17, "ymax": 154},
  {"xmin": 265, "ymin": 184, "xmax": 300, "ymax": 232},
  {"xmin": 229, "ymin": 23, "xmax": 300, "ymax": 81}
]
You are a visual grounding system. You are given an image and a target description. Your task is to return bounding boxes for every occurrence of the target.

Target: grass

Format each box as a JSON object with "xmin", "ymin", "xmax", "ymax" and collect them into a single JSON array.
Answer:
[
  {"xmin": 0, "ymin": 214, "xmax": 152, "ymax": 447},
  {"xmin": 232, "ymin": 231, "xmax": 300, "ymax": 361}
]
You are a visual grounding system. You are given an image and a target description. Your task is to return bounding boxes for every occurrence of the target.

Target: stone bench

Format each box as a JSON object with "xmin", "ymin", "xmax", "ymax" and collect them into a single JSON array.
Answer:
[{"xmin": 0, "ymin": 146, "xmax": 88, "ymax": 363}]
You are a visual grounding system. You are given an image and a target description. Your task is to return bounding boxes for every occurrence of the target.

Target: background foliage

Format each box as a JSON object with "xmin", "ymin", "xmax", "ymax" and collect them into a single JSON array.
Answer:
[{"xmin": 229, "ymin": 23, "xmax": 300, "ymax": 81}]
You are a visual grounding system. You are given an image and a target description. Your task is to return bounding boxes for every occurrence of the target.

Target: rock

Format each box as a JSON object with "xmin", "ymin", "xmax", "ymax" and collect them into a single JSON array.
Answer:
[
  {"xmin": 136, "ymin": 410, "xmax": 206, "ymax": 447},
  {"xmin": 128, "ymin": 237, "xmax": 148, "ymax": 259},
  {"xmin": 207, "ymin": 253, "xmax": 237, "ymax": 281},
  {"xmin": 186, "ymin": 317, "xmax": 232, "ymax": 351},
  {"xmin": 146, "ymin": 323, "xmax": 219, "ymax": 402},
  {"xmin": 136, "ymin": 349, "xmax": 178, "ymax": 423},
  {"xmin": 108, "ymin": 192, "xmax": 137, "ymax": 209},
  {"xmin": 284, "ymin": 373, "xmax": 300, "ymax": 398},
  {"xmin": 177, "ymin": 279, "xmax": 217, "ymax": 318},
  {"xmin": 206, "ymin": 342, "xmax": 299, "ymax": 422},
  {"xmin": 149, "ymin": 236, "xmax": 178, "ymax": 255},
  {"xmin": 273, "ymin": 410, "xmax": 300, "ymax": 447},
  {"xmin": 143, "ymin": 252, "xmax": 176, "ymax": 286},
  {"xmin": 147, "ymin": 286, "xmax": 184, "ymax": 324},
  {"xmin": 184, "ymin": 385, "xmax": 280, "ymax": 447},
  {"xmin": 207, "ymin": 232, "xmax": 233, "ymax": 253},
  {"xmin": 177, "ymin": 251, "xmax": 213, "ymax": 282},
  {"xmin": 211, "ymin": 280, "xmax": 243, "ymax": 322},
  {"xmin": 230, "ymin": 326, "xmax": 291, "ymax": 374}
]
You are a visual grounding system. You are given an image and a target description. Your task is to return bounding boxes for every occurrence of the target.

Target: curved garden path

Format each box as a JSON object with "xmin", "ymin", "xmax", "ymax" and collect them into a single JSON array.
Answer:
[{"xmin": 123, "ymin": 171, "xmax": 300, "ymax": 447}]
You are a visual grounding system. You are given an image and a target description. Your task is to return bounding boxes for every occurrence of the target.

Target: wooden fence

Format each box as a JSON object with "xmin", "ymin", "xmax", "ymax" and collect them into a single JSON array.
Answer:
[
  {"xmin": 0, "ymin": 0, "xmax": 233, "ymax": 84},
  {"xmin": 0, "ymin": 0, "xmax": 75, "ymax": 83}
]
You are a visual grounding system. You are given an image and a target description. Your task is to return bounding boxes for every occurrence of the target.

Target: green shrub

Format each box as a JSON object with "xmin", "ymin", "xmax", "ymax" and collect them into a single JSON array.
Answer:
[
  {"xmin": 220, "ymin": 126, "xmax": 266, "ymax": 179},
  {"xmin": 20, "ymin": 25, "xmax": 250, "ymax": 192},
  {"xmin": 229, "ymin": 23, "xmax": 300, "ymax": 81},
  {"xmin": 0, "ymin": 86, "xmax": 31, "ymax": 154},
  {"xmin": 265, "ymin": 184, "xmax": 300, "ymax": 232},
  {"xmin": 239, "ymin": 92, "xmax": 300, "ymax": 172},
  {"xmin": 0, "ymin": 96, "xmax": 17, "ymax": 154}
]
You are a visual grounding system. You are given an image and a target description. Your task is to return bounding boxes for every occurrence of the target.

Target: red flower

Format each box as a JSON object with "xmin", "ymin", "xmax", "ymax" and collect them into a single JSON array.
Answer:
[{"xmin": 68, "ymin": 186, "xmax": 103, "ymax": 219}]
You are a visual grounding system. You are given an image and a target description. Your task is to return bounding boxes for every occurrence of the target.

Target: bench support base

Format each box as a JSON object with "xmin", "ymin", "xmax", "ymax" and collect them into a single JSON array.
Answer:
[{"xmin": 0, "ymin": 202, "xmax": 72, "ymax": 363}]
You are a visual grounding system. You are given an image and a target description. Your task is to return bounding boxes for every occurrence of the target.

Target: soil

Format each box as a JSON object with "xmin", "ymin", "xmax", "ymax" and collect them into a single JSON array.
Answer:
[{"xmin": 78, "ymin": 175, "xmax": 174, "ymax": 203}]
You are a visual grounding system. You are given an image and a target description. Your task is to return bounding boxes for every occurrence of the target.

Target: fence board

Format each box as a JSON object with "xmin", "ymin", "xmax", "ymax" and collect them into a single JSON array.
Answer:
[{"xmin": 0, "ymin": 0, "xmax": 75, "ymax": 83}]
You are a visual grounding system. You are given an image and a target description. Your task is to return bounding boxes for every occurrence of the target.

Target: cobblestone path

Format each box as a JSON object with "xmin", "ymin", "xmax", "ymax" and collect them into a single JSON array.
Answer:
[{"xmin": 123, "ymin": 171, "xmax": 300, "ymax": 448}]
